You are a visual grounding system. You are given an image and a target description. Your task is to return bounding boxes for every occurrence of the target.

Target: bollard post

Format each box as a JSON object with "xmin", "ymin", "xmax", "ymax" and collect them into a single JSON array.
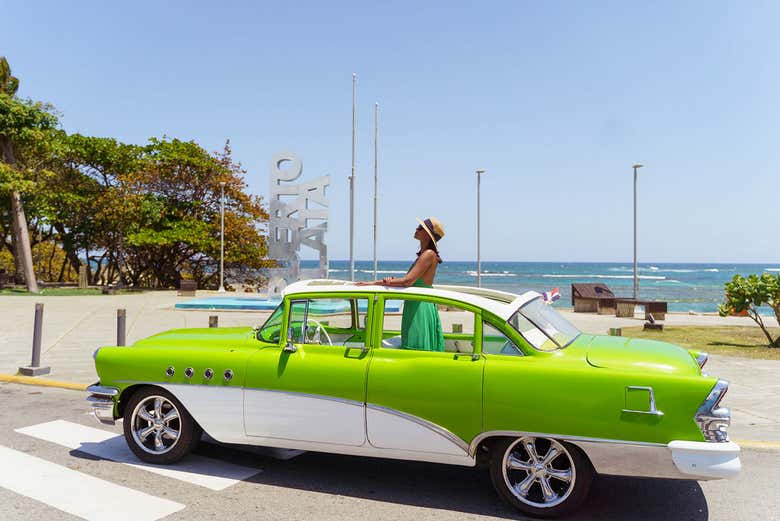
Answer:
[
  {"xmin": 117, "ymin": 308, "xmax": 126, "ymax": 346},
  {"xmin": 609, "ymin": 327, "xmax": 622, "ymax": 336},
  {"xmin": 19, "ymin": 303, "xmax": 51, "ymax": 376},
  {"xmin": 209, "ymin": 315, "xmax": 218, "ymax": 328},
  {"xmin": 78, "ymin": 265, "xmax": 88, "ymax": 289}
]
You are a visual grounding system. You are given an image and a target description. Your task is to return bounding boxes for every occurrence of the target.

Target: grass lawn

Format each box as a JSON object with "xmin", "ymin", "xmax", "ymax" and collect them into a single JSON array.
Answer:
[
  {"xmin": 0, "ymin": 287, "xmax": 139, "ymax": 296},
  {"xmin": 622, "ymin": 326, "xmax": 780, "ymax": 360}
]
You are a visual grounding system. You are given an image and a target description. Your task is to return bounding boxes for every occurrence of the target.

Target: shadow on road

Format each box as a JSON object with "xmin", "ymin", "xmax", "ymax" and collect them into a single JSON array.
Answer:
[{"xmin": 203, "ymin": 444, "xmax": 708, "ymax": 520}]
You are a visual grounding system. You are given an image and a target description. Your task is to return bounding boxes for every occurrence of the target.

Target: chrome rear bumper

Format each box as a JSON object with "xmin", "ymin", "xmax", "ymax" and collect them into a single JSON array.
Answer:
[{"xmin": 86, "ymin": 384, "xmax": 118, "ymax": 425}]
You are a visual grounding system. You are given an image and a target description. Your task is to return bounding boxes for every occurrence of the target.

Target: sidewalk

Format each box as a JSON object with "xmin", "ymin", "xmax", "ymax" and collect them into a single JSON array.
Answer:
[
  {"xmin": 1, "ymin": 290, "xmax": 777, "ymax": 442},
  {"xmin": 0, "ymin": 291, "xmax": 272, "ymax": 384}
]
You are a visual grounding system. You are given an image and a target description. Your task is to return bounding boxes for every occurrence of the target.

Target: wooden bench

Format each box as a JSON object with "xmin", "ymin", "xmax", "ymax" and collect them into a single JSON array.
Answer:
[
  {"xmin": 0, "ymin": 271, "xmax": 14, "ymax": 289},
  {"xmin": 615, "ymin": 299, "xmax": 667, "ymax": 321},
  {"xmin": 178, "ymin": 280, "xmax": 197, "ymax": 297},
  {"xmin": 571, "ymin": 283, "xmax": 616, "ymax": 315}
]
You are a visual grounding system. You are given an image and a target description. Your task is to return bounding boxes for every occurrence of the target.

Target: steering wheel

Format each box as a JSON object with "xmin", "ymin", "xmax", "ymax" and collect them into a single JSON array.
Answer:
[
  {"xmin": 501, "ymin": 340, "xmax": 521, "ymax": 355},
  {"xmin": 305, "ymin": 318, "xmax": 333, "ymax": 346}
]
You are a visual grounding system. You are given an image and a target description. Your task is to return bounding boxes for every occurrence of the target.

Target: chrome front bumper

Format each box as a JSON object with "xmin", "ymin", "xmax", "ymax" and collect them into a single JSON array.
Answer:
[{"xmin": 86, "ymin": 384, "xmax": 119, "ymax": 425}]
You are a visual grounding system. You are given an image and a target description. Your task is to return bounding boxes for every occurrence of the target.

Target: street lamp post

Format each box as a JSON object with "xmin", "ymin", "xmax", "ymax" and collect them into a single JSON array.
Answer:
[
  {"xmin": 218, "ymin": 181, "xmax": 226, "ymax": 293},
  {"xmin": 632, "ymin": 164, "xmax": 643, "ymax": 300},
  {"xmin": 476, "ymin": 169, "xmax": 485, "ymax": 288},
  {"xmin": 349, "ymin": 73, "xmax": 356, "ymax": 281}
]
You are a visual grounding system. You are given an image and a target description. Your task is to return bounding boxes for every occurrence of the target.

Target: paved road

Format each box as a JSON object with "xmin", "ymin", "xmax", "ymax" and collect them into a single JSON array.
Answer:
[{"xmin": 0, "ymin": 383, "xmax": 777, "ymax": 521}]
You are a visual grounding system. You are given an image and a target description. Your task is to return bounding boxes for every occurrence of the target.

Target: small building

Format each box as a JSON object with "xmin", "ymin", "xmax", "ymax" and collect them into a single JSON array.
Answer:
[{"xmin": 571, "ymin": 283, "xmax": 616, "ymax": 315}]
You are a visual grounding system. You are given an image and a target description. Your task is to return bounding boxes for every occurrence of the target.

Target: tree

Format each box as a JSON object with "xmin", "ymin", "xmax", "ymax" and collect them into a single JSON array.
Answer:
[
  {"xmin": 719, "ymin": 273, "xmax": 780, "ymax": 347},
  {"xmin": 0, "ymin": 56, "xmax": 59, "ymax": 292},
  {"xmin": 40, "ymin": 133, "xmax": 142, "ymax": 284},
  {"xmin": 119, "ymin": 138, "xmax": 270, "ymax": 289}
]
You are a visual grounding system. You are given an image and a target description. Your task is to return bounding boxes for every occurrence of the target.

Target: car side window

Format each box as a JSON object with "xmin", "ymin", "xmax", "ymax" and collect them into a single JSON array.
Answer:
[
  {"xmin": 257, "ymin": 304, "xmax": 284, "ymax": 343},
  {"xmin": 382, "ymin": 298, "xmax": 476, "ymax": 353},
  {"xmin": 288, "ymin": 298, "xmax": 369, "ymax": 347},
  {"xmin": 482, "ymin": 321, "xmax": 523, "ymax": 356}
]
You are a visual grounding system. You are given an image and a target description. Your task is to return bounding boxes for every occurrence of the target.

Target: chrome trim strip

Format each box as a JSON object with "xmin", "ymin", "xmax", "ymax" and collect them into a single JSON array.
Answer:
[
  {"xmin": 697, "ymin": 352, "xmax": 709, "ymax": 369},
  {"xmin": 622, "ymin": 386, "xmax": 664, "ymax": 416},
  {"xmin": 468, "ymin": 430, "xmax": 666, "ymax": 456},
  {"xmin": 114, "ymin": 380, "xmax": 366, "ymax": 408},
  {"xmin": 366, "ymin": 403, "xmax": 470, "ymax": 453}
]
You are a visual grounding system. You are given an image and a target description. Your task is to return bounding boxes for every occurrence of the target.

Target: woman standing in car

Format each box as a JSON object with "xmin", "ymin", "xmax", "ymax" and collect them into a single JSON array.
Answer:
[{"xmin": 358, "ymin": 217, "xmax": 445, "ymax": 351}]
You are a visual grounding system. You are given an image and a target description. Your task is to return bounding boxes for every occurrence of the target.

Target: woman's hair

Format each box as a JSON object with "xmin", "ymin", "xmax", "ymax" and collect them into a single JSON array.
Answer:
[{"xmin": 417, "ymin": 236, "xmax": 443, "ymax": 264}]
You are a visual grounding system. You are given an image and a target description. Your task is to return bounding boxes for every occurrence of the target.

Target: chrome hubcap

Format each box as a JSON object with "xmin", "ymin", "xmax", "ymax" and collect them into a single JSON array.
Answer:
[
  {"xmin": 502, "ymin": 437, "xmax": 575, "ymax": 508},
  {"xmin": 131, "ymin": 396, "xmax": 181, "ymax": 455}
]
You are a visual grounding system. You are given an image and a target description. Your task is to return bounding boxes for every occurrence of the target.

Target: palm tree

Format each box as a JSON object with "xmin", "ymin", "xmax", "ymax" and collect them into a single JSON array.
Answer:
[{"xmin": 1, "ymin": 56, "xmax": 39, "ymax": 292}]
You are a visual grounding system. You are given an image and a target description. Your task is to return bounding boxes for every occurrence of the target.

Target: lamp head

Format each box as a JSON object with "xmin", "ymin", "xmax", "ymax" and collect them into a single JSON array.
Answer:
[{"xmin": 632, "ymin": 164, "xmax": 643, "ymax": 170}]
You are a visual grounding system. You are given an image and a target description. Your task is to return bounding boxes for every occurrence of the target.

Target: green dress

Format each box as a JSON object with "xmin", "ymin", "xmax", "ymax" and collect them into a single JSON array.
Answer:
[{"xmin": 401, "ymin": 279, "xmax": 445, "ymax": 351}]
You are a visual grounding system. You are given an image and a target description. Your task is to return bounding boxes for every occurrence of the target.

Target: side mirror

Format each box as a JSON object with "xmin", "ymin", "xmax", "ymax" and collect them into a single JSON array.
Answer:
[{"xmin": 284, "ymin": 327, "xmax": 297, "ymax": 353}]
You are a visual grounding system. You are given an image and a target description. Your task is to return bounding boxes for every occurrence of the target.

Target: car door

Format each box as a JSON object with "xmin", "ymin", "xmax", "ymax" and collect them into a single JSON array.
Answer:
[
  {"xmin": 244, "ymin": 295, "xmax": 373, "ymax": 446},
  {"xmin": 365, "ymin": 295, "xmax": 484, "ymax": 456}
]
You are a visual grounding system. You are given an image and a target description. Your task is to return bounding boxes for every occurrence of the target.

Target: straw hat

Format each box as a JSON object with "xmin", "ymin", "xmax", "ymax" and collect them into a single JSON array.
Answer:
[{"xmin": 416, "ymin": 217, "xmax": 445, "ymax": 246}]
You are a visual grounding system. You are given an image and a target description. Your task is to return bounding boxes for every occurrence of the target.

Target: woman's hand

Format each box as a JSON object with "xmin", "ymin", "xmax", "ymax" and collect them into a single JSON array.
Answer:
[{"xmin": 354, "ymin": 281, "xmax": 376, "ymax": 286}]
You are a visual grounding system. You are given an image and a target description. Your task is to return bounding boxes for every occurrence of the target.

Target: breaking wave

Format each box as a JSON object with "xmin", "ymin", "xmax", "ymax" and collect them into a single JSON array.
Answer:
[
  {"xmin": 466, "ymin": 271, "xmax": 517, "ymax": 277},
  {"xmin": 542, "ymin": 274, "xmax": 667, "ymax": 280}
]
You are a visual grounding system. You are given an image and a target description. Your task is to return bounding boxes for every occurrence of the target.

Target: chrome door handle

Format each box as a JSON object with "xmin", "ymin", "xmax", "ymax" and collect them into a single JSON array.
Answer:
[{"xmin": 283, "ymin": 342, "xmax": 297, "ymax": 353}]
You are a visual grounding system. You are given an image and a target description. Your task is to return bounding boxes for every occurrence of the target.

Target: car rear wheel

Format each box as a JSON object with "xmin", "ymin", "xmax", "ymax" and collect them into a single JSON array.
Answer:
[
  {"xmin": 489, "ymin": 436, "xmax": 593, "ymax": 518},
  {"xmin": 122, "ymin": 386, "xmax": 201, "ymax": 464}
]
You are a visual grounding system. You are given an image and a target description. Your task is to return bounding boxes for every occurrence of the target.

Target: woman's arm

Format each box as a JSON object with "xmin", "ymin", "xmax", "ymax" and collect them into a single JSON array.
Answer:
[{"xmin": 380, "ymin": 251, "xmax": 435, "ymax": 287}]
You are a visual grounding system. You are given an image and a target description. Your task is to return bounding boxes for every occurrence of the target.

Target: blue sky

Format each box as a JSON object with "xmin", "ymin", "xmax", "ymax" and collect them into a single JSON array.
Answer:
[{"xmin": 4, "ymin": 1, "xmax": 778, "ymax": 263}]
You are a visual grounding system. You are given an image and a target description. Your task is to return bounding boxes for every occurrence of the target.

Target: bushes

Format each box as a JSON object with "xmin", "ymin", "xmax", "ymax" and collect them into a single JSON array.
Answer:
[{"xmin": 719, "ymin": 274, "xmax": 780, "ymax": 347}]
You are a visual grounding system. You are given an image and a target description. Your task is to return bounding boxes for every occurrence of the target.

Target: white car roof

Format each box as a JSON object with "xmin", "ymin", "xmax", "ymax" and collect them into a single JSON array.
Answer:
[{"xmin": 281, "ymin": 279, "xmax": 541, "ymax": 320}]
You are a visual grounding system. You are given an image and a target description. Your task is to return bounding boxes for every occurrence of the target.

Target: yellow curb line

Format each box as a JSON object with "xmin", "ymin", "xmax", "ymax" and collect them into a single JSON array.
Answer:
[
  {"xmin": 0, "ymin": 374, "xmax": 88, "ymax": 391},
  {"xmin": 734, "ymin": 440, "xmax": 780, "ymax": 450}
]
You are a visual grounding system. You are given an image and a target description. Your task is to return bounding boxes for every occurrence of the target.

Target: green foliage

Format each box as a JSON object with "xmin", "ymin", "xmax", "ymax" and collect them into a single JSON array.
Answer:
[
  {"xmin": 1, "ymin": 57, "xmax": 270, "ymax": 290},
  {"xmin": 0, "ymin": 57, "xmax": 20, "ymax": 96},
  {"xmin": 719, "ymin": 273, "xmax": 780, "ymax": 347}
]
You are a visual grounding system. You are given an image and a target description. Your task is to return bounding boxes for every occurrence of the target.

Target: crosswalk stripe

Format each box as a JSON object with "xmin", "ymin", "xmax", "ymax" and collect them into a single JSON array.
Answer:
[
  {"xmin": 0, "ymin": 444, "xmax": 184, "ymax": 521},
  {"xmin": 16, "ymin": 420, "xmax": 261, "ymax": 491}
]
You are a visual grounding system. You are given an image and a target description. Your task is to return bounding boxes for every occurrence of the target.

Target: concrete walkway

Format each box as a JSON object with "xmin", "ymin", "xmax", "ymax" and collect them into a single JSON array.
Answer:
[
  {"xmin": 0, "ymin": 291, "xmax": 271, "ymax": 384},
  {"xmin": 1, "ymin": 290, "xmax": 777, "ymax": 443}
]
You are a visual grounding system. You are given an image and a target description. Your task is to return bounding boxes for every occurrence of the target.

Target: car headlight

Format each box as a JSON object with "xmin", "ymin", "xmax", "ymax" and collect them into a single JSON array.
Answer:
[
  {"xmin": 695, "ymin": 379, "xmax": 730, "ymax": 442},
  {"xmin": 696, "ymin": 352, "xmax": 708, "ymax": 369}
]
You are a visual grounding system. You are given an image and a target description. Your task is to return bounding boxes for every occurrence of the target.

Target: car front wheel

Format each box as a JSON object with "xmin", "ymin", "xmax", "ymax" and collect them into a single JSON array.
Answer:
[
  {"xmin": 122, "ymin": 386, "xmax": 201, "ymax": 464},
  {"xmin": 489, "ymin": 436, "xmax": 593, "ymax": 518}
]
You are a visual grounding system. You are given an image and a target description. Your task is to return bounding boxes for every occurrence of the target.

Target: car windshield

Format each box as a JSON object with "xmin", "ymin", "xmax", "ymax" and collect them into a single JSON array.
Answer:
[
  {"xmin": 509, "ymin": 297, "xmax": 580, "ymax": 351},
  {"xmin": 257, "ymin": 304, "xmax": 284, "ymax": 343}
]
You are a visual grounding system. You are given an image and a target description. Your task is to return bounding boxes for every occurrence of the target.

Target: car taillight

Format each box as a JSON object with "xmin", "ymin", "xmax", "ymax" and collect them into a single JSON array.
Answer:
[{"xmin": 695, "ymin": 379, "xmax": 730, "ymax": 442}]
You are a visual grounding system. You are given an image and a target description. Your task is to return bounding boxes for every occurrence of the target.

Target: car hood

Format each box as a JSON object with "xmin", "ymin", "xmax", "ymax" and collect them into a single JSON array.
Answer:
[
  {"xmin": 132, "ymin": 327, "xmax": 256, "ymax": 349},
  {"xmin": 576, "ymin": 335, "xmax": 700, "ymax": 376}
]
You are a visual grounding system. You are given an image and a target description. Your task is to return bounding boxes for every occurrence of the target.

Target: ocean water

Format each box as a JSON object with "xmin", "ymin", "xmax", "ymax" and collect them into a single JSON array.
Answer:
[{"xmin": 306, "ymin": 260, "xmax": 780, "ymax": 315}]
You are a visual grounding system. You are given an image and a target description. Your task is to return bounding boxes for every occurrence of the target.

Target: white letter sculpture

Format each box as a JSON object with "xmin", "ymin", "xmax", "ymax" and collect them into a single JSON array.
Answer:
[{"xmin": 267, "ymin": 153, "xmax": 330, "ymax": 295}]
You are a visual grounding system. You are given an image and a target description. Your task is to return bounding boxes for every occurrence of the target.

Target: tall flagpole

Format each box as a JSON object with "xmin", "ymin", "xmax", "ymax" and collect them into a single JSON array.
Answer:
[
  {"xmin": 373, "ymin": 102, "xmax": 379, "ymax": 280},
  {"xmin": 349, "ymin": 73, "xmax": 356, "ymax": 281}
]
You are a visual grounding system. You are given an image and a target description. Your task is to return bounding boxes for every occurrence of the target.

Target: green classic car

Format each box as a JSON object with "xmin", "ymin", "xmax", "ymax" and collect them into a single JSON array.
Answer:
[{"xmin": 88, "ymin": 280, "xmax": 740, "ymax": 517}]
